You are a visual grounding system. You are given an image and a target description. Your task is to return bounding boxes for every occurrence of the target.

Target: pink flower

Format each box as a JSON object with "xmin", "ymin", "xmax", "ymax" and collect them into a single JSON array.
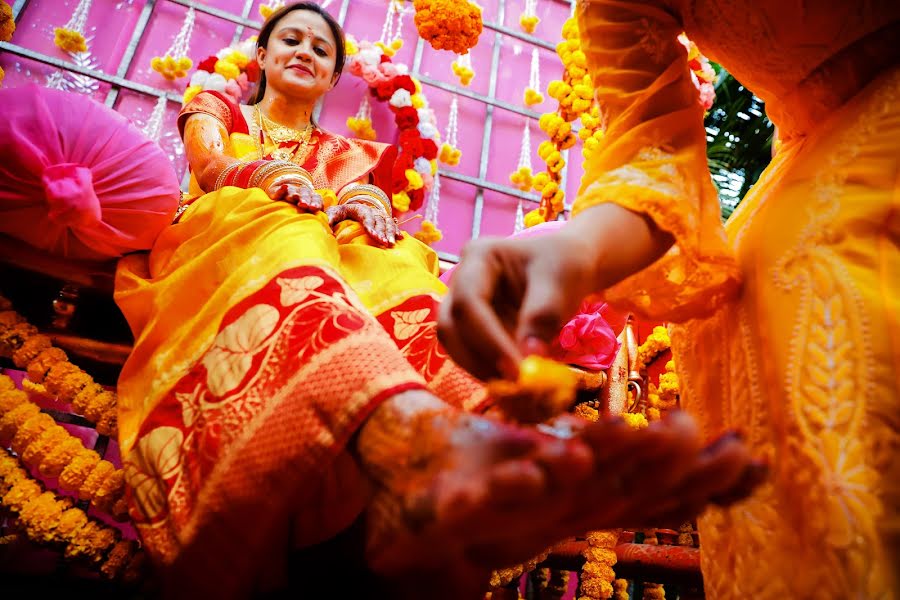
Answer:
[
  {"xmin": 379, "ymin": 62, "xmax": 400, "ymax": 79},
  {"xmin": 698, "ymin": 82, "xmax": 716, "ymax": 110},
  {"xmin": 550, "ymin": 301, "xmax": 620, "ymax": 371}
]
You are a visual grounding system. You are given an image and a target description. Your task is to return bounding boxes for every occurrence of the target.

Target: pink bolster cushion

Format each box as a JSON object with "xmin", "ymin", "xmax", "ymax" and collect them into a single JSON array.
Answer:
[{"xmin": 0, "ymin": 85, "xmax": 181, "ymax": 260}]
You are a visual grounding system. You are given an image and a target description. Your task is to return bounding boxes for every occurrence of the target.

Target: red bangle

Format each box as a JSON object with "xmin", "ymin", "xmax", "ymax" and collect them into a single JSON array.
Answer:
[{"xmin": 231, "ymin": 160, "xmax": 268, "ymax": 188}]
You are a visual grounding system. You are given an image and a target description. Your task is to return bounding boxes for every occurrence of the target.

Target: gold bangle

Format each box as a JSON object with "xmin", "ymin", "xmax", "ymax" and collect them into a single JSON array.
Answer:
[
  {"xmin": 249, "ymin": 160, "xmax": 300, "ymax": 189},
  {"xmin": 214, "ymin": 161, "xmax": 243, "ymax": 191},
  {"xmin": 264, "ymin": 173, "xmax": 315, "ymax": 195},
  {"xmin": 344, "ymin": 195, "xmax": 388, "ymax": 215},
  {"xmin": 338, "ymin": 184, "xmax": 391, "ymax": 214},
  {"xmin": 257, "ymin": 162, "xmax": 313, "ymax": 191}
]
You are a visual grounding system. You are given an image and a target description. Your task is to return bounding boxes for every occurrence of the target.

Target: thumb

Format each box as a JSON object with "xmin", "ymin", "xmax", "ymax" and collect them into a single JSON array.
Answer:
[{"xmin": 326, "ymin": 205, "xmax": 347, "ymax": 227}]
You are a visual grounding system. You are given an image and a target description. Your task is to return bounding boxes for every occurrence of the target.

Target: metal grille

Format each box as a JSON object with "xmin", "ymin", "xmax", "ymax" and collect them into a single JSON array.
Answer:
[{"xmin": 1, "ymin": 0, "xmax": 576, "ymax": 266}]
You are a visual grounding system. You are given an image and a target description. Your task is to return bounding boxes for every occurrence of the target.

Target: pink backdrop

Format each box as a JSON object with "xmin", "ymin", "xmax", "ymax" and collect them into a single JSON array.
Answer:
[{"xmin": 1, "ymin": 0, "xmax": 583, "ymax": 258}]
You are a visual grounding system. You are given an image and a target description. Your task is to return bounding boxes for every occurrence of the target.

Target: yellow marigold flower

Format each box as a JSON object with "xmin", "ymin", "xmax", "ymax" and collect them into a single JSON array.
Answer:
[
  {"xmin": 214, "ymin": 58, "xmax": 240, "ymax": 80},
  {"xmin": 524, "ymin": 208, "xmax": 545, "ymax": 228},
  {"xmin": 392, "ymin": 191, "xmax": 411, "ymax": 213},
  {"xmin": 0, "ymin": 0, "xmax": 14, "ymax": 42},
  {"xmin": 183, "ymin": 84, "xmax": 203, "ymax": 105},
  {"xmin": 451, "ymin": 61, "xmax": 475, "ymax": 86},
  {"xmin": 519, "ymin": 14, "xmax": 539, "ymax": 34},
  {"xmin": 523, "ymin": 87, "xmax": 544, "ymax": 106},
  {"xmin": 439, "ymin": 143, "xmax": 461, "ymax": 166},
  {"xmin": 413, "ymin": 220, "xmax": 442, "ymax": 245},
  {"xmin": 509, "ymin": 165, "xmax": 534, "ymax": 192},
  {"xmin": 345, "ymin": 37, "xmax": 358, "ymax": 56},
  {"xmin": 531, "ymin": 171, "xmax": 551, "ymax": 192},
  {"xmin": 622, "ymin": 412, "xmax": 649, "ymax": 429},
  {"xmin": 346, "ymin": 116, "xmax": 376, "ymax": 141},
  {"xmin": 223, "ymin": 49, "xmax": 249, "ymax": 69},
  {"xmin": 405, "ymin": 168, "xmax": 424, "ymax": 190},
  {"xmin": 54, "ymin": 27, "xmax": 86, "ymax": 54},
  {"xmin": 411, "ymin": 93, "xmax": 425, "ymax": 109},
  {"xmin": 3, "ymin": 477, "xmax": 41, "ymax": 512}
]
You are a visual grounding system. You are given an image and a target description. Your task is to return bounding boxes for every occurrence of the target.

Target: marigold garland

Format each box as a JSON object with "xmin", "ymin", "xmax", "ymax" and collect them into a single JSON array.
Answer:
[
  {"xmin": 634, "ymin": 326, "xmax": 670, "ymax": 373},
  {"xmin": 642, "ymin": 583, "xmax": 665, "ymax": 600},
  {"xmin": 490, "ymin": 549, "xmax": 549, "ymax": 589},
  {"xmin": 0, "ymin": 295, "xmax": 118, "ymax": 439},
  {"xmin": 613, "ymin": 578, "xmax": 629, "ymax": 600},
  {"xmin": 528, "ymin": 17, "xmax": 595, "ymax": 227},
  {"xmin": 579, "ymin": 530, "xmax": 618, "ymax": 600},
  {"xmin": 412, "ymin": 0, "xmax": 482, "ymax": 55},
  {"xmin": 183, "ymin": 37, "xmax": 259, "ymax": 106},
  {"xmin": 0, "ymin": 375, "xmax": 128, "ymax": 520},
  {"xmin": 0, "ymin": 450, "xmax": 141, "ymax": 580},
  {"xmin": 345, "ymin": 38, "xmax": 441, "ymax": 215}
]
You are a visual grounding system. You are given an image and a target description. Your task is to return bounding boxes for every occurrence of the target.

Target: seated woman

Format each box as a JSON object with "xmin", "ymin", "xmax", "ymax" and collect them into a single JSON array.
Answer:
[{"xmin": 113, "ymin": 3, "xmax": 764, "ymax": 598}]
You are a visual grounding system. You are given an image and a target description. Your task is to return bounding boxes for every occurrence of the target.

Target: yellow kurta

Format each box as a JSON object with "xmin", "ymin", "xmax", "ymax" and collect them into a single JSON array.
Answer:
[{"xmin": 573, "ymin": 1, "xmax": 899, "ymax": 597}]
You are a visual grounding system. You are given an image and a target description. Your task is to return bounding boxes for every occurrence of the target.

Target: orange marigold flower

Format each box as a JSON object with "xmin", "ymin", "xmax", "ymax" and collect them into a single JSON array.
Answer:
[
  {"xmin": 3, "ymin": 477, "xmax": 42, "ymax": 512},
  {"xmin": 26, "ymin": 347, "xmax": 68, "ymax": 383},
  {"xmin": 59, "ymin": 449, "xmax": 100, "ymax": 492},
  {"xmin": 79, "ymin": 459, "xmax": 114, "ymax": 500},
  {"xmin": 57, "ymin": 505, "xmax": 89, "ymax": 538},
  {"xmin": 12, "ymin": 333, "xmax": 51, "ymax": 368},
  {"xmin": 40, "ymin": 435, "xmax": 85, "ymax": 479},
  {"xmin": 72, "ymin": 382, "xmax": 105, "ymax": 415},
  {"xmin": 8, "ymin": 406, "xmax": 49, "ymax": 452},
  {"xmin": 412, "ymin": 0, "xmax": 482, "ymax": 55}
]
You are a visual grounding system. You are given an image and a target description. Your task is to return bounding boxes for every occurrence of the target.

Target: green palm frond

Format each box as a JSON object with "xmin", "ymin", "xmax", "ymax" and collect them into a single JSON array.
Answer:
[{"xmin": 704, "ymin": 66, "xmax": 774, "ymax": 220}]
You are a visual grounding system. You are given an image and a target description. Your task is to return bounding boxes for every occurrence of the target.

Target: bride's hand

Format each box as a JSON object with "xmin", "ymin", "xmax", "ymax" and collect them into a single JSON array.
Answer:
[
  {"xmin": 267, "ymin": 181, "xmax": 325, "ymax": 213},
  {"xmin": 326, "ymin": 203, "xmax": 403, "ymax": 248}
]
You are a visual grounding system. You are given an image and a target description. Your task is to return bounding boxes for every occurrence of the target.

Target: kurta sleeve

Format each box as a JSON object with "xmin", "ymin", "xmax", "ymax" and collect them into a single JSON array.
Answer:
[{"xmin": 573, "ymin": 0, "xmax": 740, "ymax": 322}]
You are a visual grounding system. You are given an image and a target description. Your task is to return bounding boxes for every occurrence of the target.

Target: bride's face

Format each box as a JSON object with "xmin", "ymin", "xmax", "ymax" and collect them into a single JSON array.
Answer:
[{"xmin": 257, "ymin": 10, "xmax": 339, "ymax": 101}]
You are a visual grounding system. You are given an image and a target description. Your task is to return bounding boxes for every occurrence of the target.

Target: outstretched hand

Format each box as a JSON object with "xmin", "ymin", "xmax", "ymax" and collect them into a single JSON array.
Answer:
[
  {"xmin": 327, "ymin": 202, "xmax": 402, "ymax": 247},
  {"xmin": 438, "ymin": 203, "xmax": 675, "ymax": 381}
]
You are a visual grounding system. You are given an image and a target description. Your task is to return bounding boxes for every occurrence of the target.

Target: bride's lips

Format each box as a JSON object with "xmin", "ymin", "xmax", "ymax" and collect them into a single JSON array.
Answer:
[{"xmin": 289, "ymin": 65, "xmax": 314, "ymax": 76}]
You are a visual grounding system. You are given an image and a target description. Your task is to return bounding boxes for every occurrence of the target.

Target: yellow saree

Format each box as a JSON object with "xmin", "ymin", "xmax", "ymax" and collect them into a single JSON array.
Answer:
[{"xmin": 114, "ymin": 91, "xmax": 483, "ymax": 595}]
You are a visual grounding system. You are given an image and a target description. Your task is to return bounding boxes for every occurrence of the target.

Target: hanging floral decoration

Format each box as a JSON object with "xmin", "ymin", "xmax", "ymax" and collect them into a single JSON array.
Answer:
[
  {"xmin": 509, "ymin": 117, "xmax": 534, "ymax": 193},
  {"xmin": 347, "ymin": 95, "xmax": 378, "ymax": 141},
  {"xmin": 642, "ymin": 583, "xmax": 666, "ymax": 600},
  {"xmin": 345, "ymin": 0, "xmax": 409, "ymax": 141},
  {"xmin": 151, "ymin": 7, "xmax": 195, "ymax": 81},
  {"xmin": 646, "ymin": 359, "xmax": 679, "ymax": 421},
  {"xmin": 528, "ymin": 17, "xmax": 591, "ymax": 228},
  {"xmin": 678, "ymin": 33, "xmax": 716, "ymax": 111},
  {"xmin": 451, "ymin": 53, "xmax": 475, "ymax": 86},
  {"xmin": 523, "ymin": 47, "xmax": 544, "ymax": 106},
  {"xmin": 520, "ymin": 0, "xmax": 540, "ymax": 34},
  {"xmin": 375, "ymin": 0, "xmax": 406, "ymax": 58},
  {"xmin": 613, "ymin": 579, "xmax": 629, "ymax": 600},
  {"xmin": 579, "ymin": 530, "xmax": 619, "ymax": 600},
  {"xmin": 182, "ymin": 36, "xmax": 260, "ymax": 106},
  {"xmin": 412, "ymin": 0, "xmax": 483, "ymax": 55},
  {"xmin": 53, "ymin": 0, "xmax": 91, "ymax": 54},
  {"xmin": 345, "ymin": 37, "xmax": 441, "ymax": 215},
  {"xmin": 438, "ymin": 94, "xmax": 462, "ymax": 166}
]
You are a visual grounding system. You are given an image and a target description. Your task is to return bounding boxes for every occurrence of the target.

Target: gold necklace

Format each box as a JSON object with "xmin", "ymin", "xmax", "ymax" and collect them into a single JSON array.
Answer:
[{"xmin": 254, "ymin": 104, "xmax": 315, "ymax": 162}]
